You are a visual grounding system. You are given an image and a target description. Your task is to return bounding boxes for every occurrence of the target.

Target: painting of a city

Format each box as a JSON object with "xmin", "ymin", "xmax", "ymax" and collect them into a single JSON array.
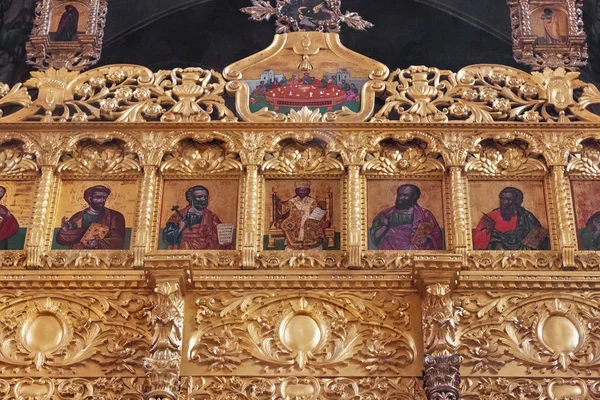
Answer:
[{"xmin": 247, "ymin": 68, "xmax": 366, "ymax": 114}]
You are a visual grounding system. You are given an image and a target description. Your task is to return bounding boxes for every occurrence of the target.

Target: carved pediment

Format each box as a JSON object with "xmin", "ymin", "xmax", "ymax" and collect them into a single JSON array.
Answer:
[
  {"xmin": 364, "ymin": 140, "xmax": 444, "ymax": 175},
  {"xmin": 465, "ymin": 140, "xmax": 547, "ymax": 177},
  {"xmin": 161, "ymin": 140, "xmax": 242, "ymax": 175},
  {"xmin": 57, "ymin": 140, "xmax": 140, "ymax": 175},
  {"xmin": 262, "ymin": 140, "xmax": 344, "ymax": 174}
]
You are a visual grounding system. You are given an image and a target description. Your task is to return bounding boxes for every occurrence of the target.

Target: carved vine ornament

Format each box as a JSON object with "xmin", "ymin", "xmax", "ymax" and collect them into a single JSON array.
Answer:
[{"xmin": 0, "ymin": 65, "xmax": 599, "ymax": 123}]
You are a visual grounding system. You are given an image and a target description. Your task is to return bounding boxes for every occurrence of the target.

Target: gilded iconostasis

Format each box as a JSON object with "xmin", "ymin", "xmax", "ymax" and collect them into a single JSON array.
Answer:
[{"xmin": 0, "ymin": 0, "xmax": 600, "ymax": 398}]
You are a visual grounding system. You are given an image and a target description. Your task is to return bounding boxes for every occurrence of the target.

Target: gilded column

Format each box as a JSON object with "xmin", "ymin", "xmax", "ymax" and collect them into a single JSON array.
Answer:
[
  {"xmin": 550, "ymin": 165, "xmax": 577, "ymax": 268},
  {"xmin": 242, "ymin": 164, "xmax": 259, "ymax": 268},
  {"xmin": 144, "ymin": 272, "xmax": 185, "ymax": 399},
  {"xmin": 26, "ymin": 165, "xmax": 56, "ymax": 268},
  {"xmin": 133, "ymin": 165, "xmax": 158, "ymax": 267},
  {"xmin": 448, "ymin": 166, "xmax": 469, "ymax": 260},
  {"xmin": 346, "ymin": 164, "xmax": 362, "ymax": 268}
]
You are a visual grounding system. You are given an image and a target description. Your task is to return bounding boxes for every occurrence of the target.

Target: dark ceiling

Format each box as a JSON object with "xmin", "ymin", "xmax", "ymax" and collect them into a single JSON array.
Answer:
[{"xmin": 98, "ymin": 0, "xmax": 522, "ymax": 73}]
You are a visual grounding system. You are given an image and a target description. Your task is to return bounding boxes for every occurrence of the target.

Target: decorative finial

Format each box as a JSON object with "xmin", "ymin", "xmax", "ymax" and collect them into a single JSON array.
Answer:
[{"xmin": 241, "ymin": 0, "xmax": 373, "ymax": 33}]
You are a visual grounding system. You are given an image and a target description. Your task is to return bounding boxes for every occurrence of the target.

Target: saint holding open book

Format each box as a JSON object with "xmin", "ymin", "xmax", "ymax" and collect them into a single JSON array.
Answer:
[{"xmin": 56, "ymin": 185, "xmax": 126, "ymax": 249}]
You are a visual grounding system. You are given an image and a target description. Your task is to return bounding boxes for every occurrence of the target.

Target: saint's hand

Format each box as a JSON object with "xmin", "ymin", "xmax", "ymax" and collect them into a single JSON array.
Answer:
[
  {"xmin": 416, "ymin": 237, "xmax": 430, "ymax": 248},
  {"xmin": 482, "ymin": 214, "xmax": 495, "ymax": 233},
  {"xmin": 86, "ymin": 239, "xmax": 99, "ymax": 249},
  {"xmin": 178, "ymin": 220, "xmax": 188, "ymax": 232},
  {"xmin": 60, "ymin": 216, "xmax": 71, "ymax": 231}
]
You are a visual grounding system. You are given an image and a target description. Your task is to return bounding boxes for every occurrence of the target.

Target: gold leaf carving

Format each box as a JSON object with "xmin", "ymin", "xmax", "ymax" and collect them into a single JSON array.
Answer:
[
  {"xmin": 567, "ymin": 140, "xmax": 600, "ymax": 176},
  {"xmin": 161, "ymin": 140, "xmax": 242, "ymax": 175},
  {"xmin": 255, "ymin": 251, "xmax": 346, "ymax": 269},
  {"xmin": 465, "ymin": 142, "xmax": 546, "ymax": 177},
  {"xmin": 364, "ymin": 141, "xmax": 444, "ymax": 175},
  {"xmin": 0, "ymin": 292, "xmax": 151, "ymax": 374},
  {"xmin": 188, "ymin": 291, "xmax": 416, "ymax": 374},
  {"xmin": 0, "ymin": 377, "xmax": 144, "ymax": 399},
  {"xmin": 40, "ymin": 251, "xmax": 134, "ymax": 269},
  {"xmin": 57, "ymin": 141, "xmax": 140, "ymax": 175},
  {"xmin": 182, "ymin": 376, "xmax": 426, "ymax": 400},
  {"xmin": 457, "ymin": 291, "xmax": 600, "ymax": 374},
  {"xmin": 467, "ymin": 252, "xmax": 562, "ymax": 270},
  {"xmin": 262, "ymin": 142, "xmax": 343, "ymax": 174},
  {"xmin": 0, "ymin": 143, "xmax": 38, "ymax": 176}
]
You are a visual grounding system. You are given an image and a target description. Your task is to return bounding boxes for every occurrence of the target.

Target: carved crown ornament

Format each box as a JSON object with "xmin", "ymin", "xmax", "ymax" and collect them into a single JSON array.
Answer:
[{"xmin": 0, "ymin": 64, "xmax": 598, "ymax": 123}]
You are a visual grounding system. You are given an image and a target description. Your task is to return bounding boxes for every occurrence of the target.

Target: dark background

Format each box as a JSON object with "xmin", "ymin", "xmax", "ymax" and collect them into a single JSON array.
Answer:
[{"xmin": 0, "ymin": 0, "xmax": 599, "ymax": 88}]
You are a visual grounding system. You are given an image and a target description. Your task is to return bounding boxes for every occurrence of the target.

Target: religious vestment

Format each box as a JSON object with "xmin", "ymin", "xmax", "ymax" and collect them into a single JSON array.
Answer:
[
  {"xmin": 542, "ymin": 12, "xmax": 566, "ymax": 43},
  {"xmin": 278, "ymin": 196, "xmax": 327, "ymax": 250},
  {"xmin": 162, "ymin": 206, "xmax": 232, "ymax": 250},
  {"xmin": 473, "ymin": 207, "xmax": 549, "ymax": 250},
  {"xmin": 370, "ymin": 205, "xmax": 443, "ymax": 250},
  {"xmin": 55, "ymin": 7, "xmax": 79, "ymax": 42},
  {"xmin": 579, "ymin": 225, "xmax": 600, "ymax": 250},
  {"xmin": 56, "ymin": 208, "xmax": 126, "ymax": 249},
  {"xmin": 0, "ymin": 205, "xmax": 19, "ymax": 250}
]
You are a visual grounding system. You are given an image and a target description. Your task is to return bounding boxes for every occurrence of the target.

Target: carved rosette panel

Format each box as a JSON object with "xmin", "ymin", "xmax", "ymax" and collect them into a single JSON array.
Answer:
[
  {"xmin": 363, "ymin": 140, "xmax": 444, "ymax": 176},
  {"xmin": 0, "ymin": 377, "xmax": 145, "ymax": 400},
  {"xmin": 39, "ymin": 250, "xmax": 135, "ymax": 269},
  {"xmin": 161, "ymin": 139, "xmax": 242, "ymax": 175},
  {"xmin": 462, "ymin": 377, "xmax": 600, "ymax": 400},
  {"xmin": 0, "ymin": 291, "xmax": 151, "ymax": 375},
  {"xmin": 186, "ymin": 291, "xmax": 421, "ymax": 376},
  {"xmin": 456, "ymin": 291, "xmax": 600, "ymax": 375},
  {"xmin": 567, "ymin": 139, "xmax": 600, "ymax": 176},
  {"xmin": 254, "ymin": 250, "xmax": 347, "ymax": 269},
  {"xmin": 181, "ymin": 376, "xmax": 426, "ymax": 399},
  {"xmin": 0, "ymin": 141, "xmax": 38, "ymax": 177}
]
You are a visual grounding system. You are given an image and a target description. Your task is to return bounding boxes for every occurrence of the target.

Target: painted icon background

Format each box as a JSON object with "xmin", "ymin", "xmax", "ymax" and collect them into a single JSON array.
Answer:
[
  {"xmin": 469, "ymin": 180, "xmax": 549, "ymax": 249},
  {"xmin": 367, "ymin": 180, "xmax": 445, "ymax": 250},
  {"xmin": 264, "ymin": 179, "xmax": 341, "ymax": 250},
  {"xmin": 158, "ymin": 179, "xmax": 239, "ymax": 250},
  {"xmin": 571, "ymin": 181, "xmax": 600, "ymax": 250},
  {"xmin": 0, "ymin": 180, "xmax": 36, "ymax": 250},
  {"xmin": 52, "ymin": 180, "xmax": 137, "ymax": 249}
]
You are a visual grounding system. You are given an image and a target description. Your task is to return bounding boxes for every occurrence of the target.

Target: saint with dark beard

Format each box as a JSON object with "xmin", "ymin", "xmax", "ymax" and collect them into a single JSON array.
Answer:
[
  {"xmin": 473, "ymin": 186, "xmax": 549, "ymax": 250},
  {"xmin": 162, "ymin": 185, "xmax": 233, "ymax": 250}
]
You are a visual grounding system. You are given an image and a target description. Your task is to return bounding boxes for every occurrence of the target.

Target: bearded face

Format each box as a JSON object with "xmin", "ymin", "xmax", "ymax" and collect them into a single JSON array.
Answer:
[
  {"xmin": 395, "ymin": 187, "xmax": 417, "ymax": 210},
  {"xmin": 191, "ymin": 189, "xmax": 209, "ymax": 210},
  {"xmin": 87, "ymin": 191, "xmax": 109, "ymax": 212},
  {"xmin": 499, "ymin": 192, "xmax": 520, "ymax": 220}
]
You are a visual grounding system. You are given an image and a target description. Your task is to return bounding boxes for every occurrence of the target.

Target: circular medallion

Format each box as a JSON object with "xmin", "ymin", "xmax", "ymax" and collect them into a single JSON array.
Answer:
[
  {"xmin": 281, "ymin": 314, "xmax": 322, "ymax": 352},
  {"xmin": 22, "ymin": 313, "xmax": 65, "ymax": 354},
  {"xmin": 540, "ymin": 315, "xmax": 581, "ymax": 353}
]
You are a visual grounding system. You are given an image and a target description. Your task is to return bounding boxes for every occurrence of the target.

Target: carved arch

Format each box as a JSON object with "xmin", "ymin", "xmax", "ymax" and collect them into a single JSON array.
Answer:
[
  {"xmin": 160, "ymin": 136, "xmax": 242, "ymax": 175},
  {"xmin": 57, "ymin": 136, "xmax": 141, "ymax": 176},
  {"xmin": 262, "ymin": 136, "xmax": 344, "ymax": 175},
  {"xmin": 0, "ymin": 137, "xmax": 40, "ymax": 177},
  {"xmin": 363, "ymin": 136, "xmax": 445, "ymax": 175},
  {"xmin": 465, "ymin": 138, "xmax": 548, "ymax": 177}
]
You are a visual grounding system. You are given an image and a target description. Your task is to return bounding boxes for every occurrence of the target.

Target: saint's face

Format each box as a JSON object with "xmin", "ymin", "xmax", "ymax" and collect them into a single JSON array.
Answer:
[
  {"xmin": 191, "ymin": 189, "xmax": 209, "ymax": 210},
  {"xmin": 395, "ymin": 187, "xmax": 416, "ymax": 210},
  {"xmin": 0, "ymin": 188, "xmax": 6, "ymax": 201},
  {"xmin": 296, "ymin": 188, "xmax": 311, "ymax": 199},
  {"xmin": 499, "ymin": 192, "xmax": 520, "ymax": 214},
  {"xmin": 88, "ymin": 192, "xmax": 109, "ymax": 211}
]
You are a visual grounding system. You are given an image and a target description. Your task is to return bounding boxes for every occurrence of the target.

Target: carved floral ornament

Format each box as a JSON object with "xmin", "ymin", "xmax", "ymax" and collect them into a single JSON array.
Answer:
[
  {"xmin": 465, "ymin": 139, "xmax": 547, "ymax": 177},
  {"xmin": 57, "ymin": 139, "xmax": 140, "ymax": 175},
  {"xmin": 262, "ymin": 140, "xmax": 344, "ymax": 174},
  {"xmin": 0, "ymin": 64, "xmax": 598, "ymax": 123},
  {"xmin": 363, "ymin": 140, "xmax": 444, "ymax": 175},
  {"xmin": 0, "ymin": 292, "xmax": 151, "ymax": 374},
  {"xmin": 161, "ymin": 139, "xmax": 242, "ymax": 175},
  {"xmin": 456, "ymin": 291, "xmax": 600, "ymax": 375},
  {"xmin": 188, "ymin": 291, "xmax": 417, "ymax": 375}
]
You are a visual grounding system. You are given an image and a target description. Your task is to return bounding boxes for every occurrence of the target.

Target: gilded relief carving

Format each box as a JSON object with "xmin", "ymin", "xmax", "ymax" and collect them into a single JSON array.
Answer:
[
  {"xmin": 457, "ymin": 291, "xmax": 600, "ymax": 375},
  {"xmin": 188, "ymin": 291, "xmax": 419, "ymax": 375},
  {"xmin": 0, "ymin": 291, "xmax": 151, "ymax": 375}
]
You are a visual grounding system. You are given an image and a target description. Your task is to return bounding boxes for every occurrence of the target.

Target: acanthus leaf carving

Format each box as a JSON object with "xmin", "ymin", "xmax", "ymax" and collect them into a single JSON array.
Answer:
[
  {"xmin": 0, "ymin": 142, "xmax": 38, "ymax": 176},
  {"xmin": 57, "ymin": 140, "xmax": 140, "ymax": 175},
  {"xmin": 364, "ymin": 141, "xmax": 444, "ymax": 175},
  {"xmin": 465, "ymin": 141, "xmax": 546, "ymax": 177},
  {"xmin": 262, "ymin": 141, "xmax": 343, "ymax": 174},
  {"xmin": 567, "ymin": 139, "xmax": 600, "ymax": 176},
  {"xmin": 161, "ymin": 140, "xmax": 242, "ymax": 175},
  {"xmin": 188, "ymin": 291, "xmax": 416, "ymax": 374},
  {"xmin": 0, "ymin": 292, "xmax": 151, "ymax": 374}
]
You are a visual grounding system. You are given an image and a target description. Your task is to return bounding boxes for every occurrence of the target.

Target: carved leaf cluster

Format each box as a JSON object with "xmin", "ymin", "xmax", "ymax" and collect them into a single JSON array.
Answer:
[
  {"xmin": 161, "ymin": 141, "xmax": 242, "ymax": 174},
  {"xmin": 262, "ymin": 142, "xmax": 343, "ymax": 174},
  {"xmin": 189, "ymin": 291, "xmax": 415, "ymax": 374},
  {"xmin": 58, "ymin": 141, "xmax": 140, "ymax": 175}
]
